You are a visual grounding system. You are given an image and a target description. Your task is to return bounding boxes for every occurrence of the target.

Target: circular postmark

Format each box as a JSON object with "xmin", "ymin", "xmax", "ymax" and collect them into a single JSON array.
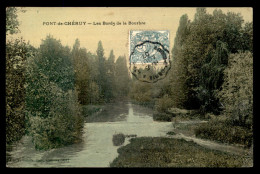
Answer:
[{"xmin": 129, "ymin": 40, "xmax": 171, "ymax": 83}]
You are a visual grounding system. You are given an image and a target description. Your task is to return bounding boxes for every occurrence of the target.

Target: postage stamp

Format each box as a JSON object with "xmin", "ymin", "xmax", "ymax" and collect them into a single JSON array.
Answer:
[{"xmin": 129, "ymin": 30, "xmax": 171, "ymax": 83}]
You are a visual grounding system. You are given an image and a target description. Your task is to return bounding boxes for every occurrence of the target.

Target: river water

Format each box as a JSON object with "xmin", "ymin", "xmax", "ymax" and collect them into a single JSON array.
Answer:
[{"xmin": 6, "ymin": 102, "xmax": 173, "ymax": 167}]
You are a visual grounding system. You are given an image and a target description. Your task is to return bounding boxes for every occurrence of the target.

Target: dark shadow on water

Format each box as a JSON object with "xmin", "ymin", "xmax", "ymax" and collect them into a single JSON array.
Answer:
[
  {"xmin": 131, "ymin": 103, "xmax": 154, "ymax": 116},
  {"xmin": 85, "ymin": 101, "xmax": 130, "ymax": 123},
  {"xmin": 85, "ymin": 101, "xmax": 155, "ymax": 123}
]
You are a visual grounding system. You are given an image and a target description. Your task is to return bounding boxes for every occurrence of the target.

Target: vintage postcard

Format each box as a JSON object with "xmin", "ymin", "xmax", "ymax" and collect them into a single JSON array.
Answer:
[{"xmin": 6, "ymin": 7, "xmax": 253, "ymax": 167}]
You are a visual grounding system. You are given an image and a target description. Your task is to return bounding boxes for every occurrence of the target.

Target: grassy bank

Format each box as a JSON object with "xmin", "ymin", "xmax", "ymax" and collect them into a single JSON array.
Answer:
[
  {"xmin": 153, "ymin": 107, "xmax": 205, "ymax": 122},
  {"xmin": 110, "ymin": 137, "xmax": 245, "ymax": 167},
  {"xmin": 153, "ymin": 107, "xmax": 253, "ymax": 148},
  {"xmin": 194, "ymin": 119, "xmax": 253, "ymax": 148}
]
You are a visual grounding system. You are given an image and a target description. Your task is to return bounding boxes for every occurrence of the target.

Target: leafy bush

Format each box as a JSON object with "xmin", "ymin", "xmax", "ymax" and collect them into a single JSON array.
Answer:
[
  {"xmin": 130, "ymin": 81, "xmax": 153, "ymax": 104},
  {"xmin": 194, "ymin": 119, "xmax": 253, "ymax": 147},
  {"xmin": 153, "ymin": 112, "xmax": 172, "ymax": 122},
  {"xmin": 112, "ymin": 133, "xmax": 125, "ymax": 146},
  {"xmin": 155, "ymin": 94, "xmax": 174, "ymax": 113},
  {"xmin": 26, "ymin": 81, "xmax": 84, "ymax": 149},
  {"xmin": 218, "ymin": 51, "xmax": 253, "ymax": 128}
]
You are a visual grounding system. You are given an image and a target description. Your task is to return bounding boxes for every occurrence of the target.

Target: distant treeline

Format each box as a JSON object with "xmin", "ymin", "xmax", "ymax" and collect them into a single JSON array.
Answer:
[{"xmin": 72, "ymin": 39, "xmax": 130, "ymax": 105}]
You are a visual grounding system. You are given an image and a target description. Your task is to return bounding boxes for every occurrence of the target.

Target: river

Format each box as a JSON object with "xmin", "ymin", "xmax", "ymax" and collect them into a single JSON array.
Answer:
[{"xmin": 6, "ymin": 102, "xmax": 173, "ymax": 167}]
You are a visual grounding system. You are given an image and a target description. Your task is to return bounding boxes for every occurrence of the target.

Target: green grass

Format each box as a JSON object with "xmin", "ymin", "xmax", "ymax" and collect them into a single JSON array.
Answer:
[
  {"xmin": 172, "ymin": 122, "xmax": 204, "ymax": 137},
  {"xmin": 110, "ymin": 137, "xmax": 245, "ymax": 167}
]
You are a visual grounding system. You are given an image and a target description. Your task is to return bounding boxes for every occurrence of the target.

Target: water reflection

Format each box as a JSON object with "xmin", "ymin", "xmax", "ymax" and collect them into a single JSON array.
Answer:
[
  {"xmin": 85, "ymin": 102, "xmax": 129, "ymax": 123},
  {"xmin": 6, "ymin": 102, "xmax": 172, "ymax": 167},
  {"xmin": 127, "ymin": 103, "xmax": 154, "ymax": 123}
]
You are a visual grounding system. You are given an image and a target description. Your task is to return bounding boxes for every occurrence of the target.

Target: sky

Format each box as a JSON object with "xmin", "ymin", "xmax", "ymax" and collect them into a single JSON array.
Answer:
[{"xmin": 8, "ymin": 7, "xmax": 253, "ymax": 59}]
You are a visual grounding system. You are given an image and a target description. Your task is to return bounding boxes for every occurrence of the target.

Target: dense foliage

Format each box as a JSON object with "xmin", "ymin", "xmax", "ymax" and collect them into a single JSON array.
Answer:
[
  {"xmin": 168, "ymin": 8, "xmax": 252, "ymax": 113},
  {"xmin": 6, "ymin": 7, "xmax": 33, "ymax": 144},
  {"xmin": 7, "ymin": 29, "xmax": 130, "ymax": 149},
  {"xmin": 6, "ymin": 38, "xmax": 35, "ymax": 144},
  {"xmin": 165, "ymin": 8, "xmax": 252, "ymax": 146},
  {"xmin": 25, "ymin": 36, "xmax": 84, "ymax": 149},
  {"xmin": 6, "ymin": 7, "xmax": 20, "ymax": 35},
  {"xmin": 71, "ymin": 39, "xmax": 91, "ymax": 105},
  {"xmin": 218, "ymin": 51, "xmax": 253, "ymax": 128},
  {"xmin": 129, "ymin": 8, "xmax": 253, "ymax": 128},
  {"xmin": 72, "ymin": 40, "xmax": 130, "ymax": 105}
]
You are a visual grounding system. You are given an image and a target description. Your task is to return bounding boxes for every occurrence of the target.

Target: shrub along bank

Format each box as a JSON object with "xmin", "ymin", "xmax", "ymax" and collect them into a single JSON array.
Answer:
[
  {"xmin": 194, "ymin": 119, "xmax": 253, "ymax": 148},
  {"xmin": 110, "ymin": 137, "xmax": 245, "ymax": 167}
]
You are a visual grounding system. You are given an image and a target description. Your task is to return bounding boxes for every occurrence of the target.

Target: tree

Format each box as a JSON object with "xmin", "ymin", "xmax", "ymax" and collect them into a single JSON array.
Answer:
[
  {"xmin": 169, "ymin": 8, "xmax": 252, "ymax": 113},
  {"xmin": 241, "ymin": 22, "xmax": 253, "ymax": 52},
  {"xmin": 172, "ymin": 14, "xmax": 190, "ymax": 60},
  {"xmin": 198, "ymin": 40, "xmax": 229, "ymax": 114},
  {"xmin": 86, "ymin": 53, "xmax": 101, "ymax": 104},
  {"xmin": 6, "ymin": 38, "xmax": 35, "ymax": 144},
  {"xmin": 194, "ymin": 7, "xmax": 207, "ymax": 22},
  {"xmin": 105, "ymin": 50, "xmax": 116, "ymax": 100},
  {"xmin": 6, "ymin": 7, "xmax": 27, "ymax": 35},
  {"xmin": 6, "ymin": 7, "xmax": 19, "ymax": 35},
  {"xmin": 72, "ymin": 39, "xmax": 90, "ymax": 105},
  {"xmin": 218, "ymin": 51, "xmax": 253, "ymax": 128},
  {"xmin": 221, "ymin": 12, "xmax": 244, "ymax": 53},
  {"xmin": 37, "ymin": 35, "xmax": 75, "ymax": 92},
  {"xmin": 25, "ymin": 35, "xmax": 83, "ymax": 149},
  {"xmin": 6, "ymin": 7, "xmax": 32, "ymax": 144},
  {"xmin": 115, "ymin": 56, "xmax": 130, "ymax": 98},
  {"xmin": 130, "ymin": 80, "xmax": 152, "ymax": 104},
  {"xmin": 96, "ymin": 41, "xmax": 107, "ymax": 102},
  {"xmin": 168, "ymin": 14, "xmax": 191, "ymax": 109}
]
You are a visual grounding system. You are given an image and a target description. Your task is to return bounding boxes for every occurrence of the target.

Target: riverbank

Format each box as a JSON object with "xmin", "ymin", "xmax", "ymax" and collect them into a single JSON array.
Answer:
[
  {"xmin": 6, "ymin": 102, "xmax": 173, "ymax": 167},
  {"xmin": 110, "ymin": 114, "xmax": 253, "ymax": 167},
  {"xmin": 110, "ymin": 137, "xmax": 246, "ymax": 167}
]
